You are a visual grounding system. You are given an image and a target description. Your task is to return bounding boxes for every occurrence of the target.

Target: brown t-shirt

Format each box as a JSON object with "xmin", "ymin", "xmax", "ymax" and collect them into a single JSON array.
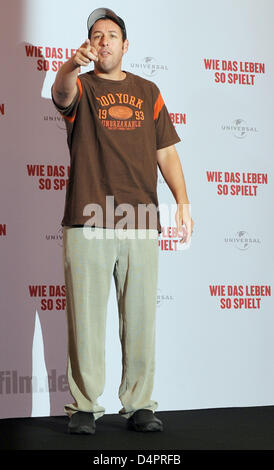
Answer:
[{"xmin": 52, "ymin": 70, "xmax": 180, "ymax": 233}]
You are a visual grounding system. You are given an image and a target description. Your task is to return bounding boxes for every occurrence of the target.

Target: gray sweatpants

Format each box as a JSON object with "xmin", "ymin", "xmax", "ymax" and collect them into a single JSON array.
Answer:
[{"xmin": 62, "ymin": 226, "xmax": 159, "ymax": 421}]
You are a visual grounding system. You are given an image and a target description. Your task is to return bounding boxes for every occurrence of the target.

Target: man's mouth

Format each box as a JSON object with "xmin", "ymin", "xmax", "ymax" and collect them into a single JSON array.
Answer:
[{"xmin": 99, "ymin": 50, "xmax": 111, "ymax": 57}]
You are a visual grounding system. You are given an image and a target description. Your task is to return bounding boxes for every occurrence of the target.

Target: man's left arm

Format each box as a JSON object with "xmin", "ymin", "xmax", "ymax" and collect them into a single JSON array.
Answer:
[{"xmin": 157, "ymin": 144, "xmax": 194, "ymax": 244}]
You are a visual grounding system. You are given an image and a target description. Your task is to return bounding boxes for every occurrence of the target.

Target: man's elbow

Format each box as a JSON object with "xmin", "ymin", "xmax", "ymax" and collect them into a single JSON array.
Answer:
[{"xmin": 52, "ymin": 84, "xmax": 76, "ymax": 108}]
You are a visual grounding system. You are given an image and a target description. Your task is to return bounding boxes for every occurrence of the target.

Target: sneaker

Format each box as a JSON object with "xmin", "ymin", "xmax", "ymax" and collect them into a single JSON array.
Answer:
[
  {"xmin": 68, "ymin": 411, "xmax": 96, "ymax": 434},
  {"xmin": 127, "ymin": 409, "xmax": 163, "ymax": 432}
]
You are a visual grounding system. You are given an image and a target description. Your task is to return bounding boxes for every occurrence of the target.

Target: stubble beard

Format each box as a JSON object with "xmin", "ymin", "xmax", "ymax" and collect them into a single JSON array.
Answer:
[{"xmin": 94, "ymin": 47, "xmax": 124, "ymax": 76}]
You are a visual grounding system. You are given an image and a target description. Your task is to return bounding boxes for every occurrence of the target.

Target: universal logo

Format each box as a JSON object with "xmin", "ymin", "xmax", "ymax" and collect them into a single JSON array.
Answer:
[
  {"xmin": 43, "ymin": 111, "xmax": 66, "ymax": 131},
  {"xmin": 221, "ymin": 119, "xmax": 258, "ymax": 138},
  {"xmin": 225, "ymin": 230, "xmax": 261, "ymax": 250},
  {"xmin": 45, "ymin": 226, "xmax": 63, "ymax": 247},
  {"xmin": 130, "ymin": 57, "xmax": 168, "ymax": 77},
  {"xmin": 157, "ymin": 288, "xmax": 175, "ymax": 308}
]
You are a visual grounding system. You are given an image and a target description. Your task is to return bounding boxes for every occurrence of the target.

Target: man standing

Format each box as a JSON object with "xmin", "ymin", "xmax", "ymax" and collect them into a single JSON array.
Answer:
[{"xmin": 52, "ymin": 7, "xmax": 193, "ymax": 434}]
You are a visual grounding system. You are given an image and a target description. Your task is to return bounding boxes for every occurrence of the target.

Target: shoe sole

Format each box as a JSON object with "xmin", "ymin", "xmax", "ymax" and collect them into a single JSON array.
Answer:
[
  {"xmin": 127, "ymin": 420, "xmax": 163, "ymax": 432},
  {"xmin": 68, "ymin": 425, "xmax": 95, "ymax": 435}
]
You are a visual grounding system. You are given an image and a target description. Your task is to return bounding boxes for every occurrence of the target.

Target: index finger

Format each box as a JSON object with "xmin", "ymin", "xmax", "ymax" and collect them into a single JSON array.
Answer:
[{"xmin": 80, "ymin": 38, "xmax": 91, "ymax": 48}]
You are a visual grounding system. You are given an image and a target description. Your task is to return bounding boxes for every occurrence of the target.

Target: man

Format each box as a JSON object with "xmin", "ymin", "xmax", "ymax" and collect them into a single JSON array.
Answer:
[{"xmin": 52, "ymin": 7, "xmax": 194, "ymax": 435}]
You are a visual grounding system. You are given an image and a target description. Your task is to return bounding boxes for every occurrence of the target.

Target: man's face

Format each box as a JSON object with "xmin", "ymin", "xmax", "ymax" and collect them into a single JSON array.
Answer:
[{"xmin": 90, "ymin": 19, "xmax": 128, "ymax": 75}]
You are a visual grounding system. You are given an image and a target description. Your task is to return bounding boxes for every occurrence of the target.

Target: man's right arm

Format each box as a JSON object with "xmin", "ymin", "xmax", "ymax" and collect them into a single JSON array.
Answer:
[{"xmin": 52, "ymin": 39, "xmax": 98, "ymax": 108}]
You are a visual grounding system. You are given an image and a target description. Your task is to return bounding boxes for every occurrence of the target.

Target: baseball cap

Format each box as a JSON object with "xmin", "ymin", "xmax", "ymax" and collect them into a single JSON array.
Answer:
[{"xmin": 87, "ymin": 8, "xmax": 127, "ymax": 39}]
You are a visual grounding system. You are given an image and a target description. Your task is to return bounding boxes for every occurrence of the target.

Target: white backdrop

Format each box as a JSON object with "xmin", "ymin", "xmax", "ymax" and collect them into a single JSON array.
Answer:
[{"xmin": 0, "ymin": 0, "xmax": 274, "ymax": 419}]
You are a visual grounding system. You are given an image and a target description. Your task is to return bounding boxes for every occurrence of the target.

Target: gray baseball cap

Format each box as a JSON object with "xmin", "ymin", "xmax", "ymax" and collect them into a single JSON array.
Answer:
[{"xmin": 87, "ymin": 8, "xmax": 127, "ymax": 39}]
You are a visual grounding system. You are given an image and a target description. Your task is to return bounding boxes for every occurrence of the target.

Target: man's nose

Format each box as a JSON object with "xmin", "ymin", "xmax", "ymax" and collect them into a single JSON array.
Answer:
[{"xmin": 100, "ymin": 35, "xmax": 109, "ymax": 46}]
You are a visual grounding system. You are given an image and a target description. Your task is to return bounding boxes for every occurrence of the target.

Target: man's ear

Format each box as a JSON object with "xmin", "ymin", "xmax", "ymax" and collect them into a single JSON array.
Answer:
[{"xmin": 122, "ymin": 39, "xmax": 129, "ymax": 54}]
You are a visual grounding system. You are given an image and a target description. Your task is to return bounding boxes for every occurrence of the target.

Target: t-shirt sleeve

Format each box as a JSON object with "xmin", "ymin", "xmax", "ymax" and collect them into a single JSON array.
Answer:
[
  {"xmin": 51, "ymin": 76, "xmax": 83, "ymax": 124},
  {"xmin": 153, "ymin": 85, "xmax": 181, "ymax": 150}
]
